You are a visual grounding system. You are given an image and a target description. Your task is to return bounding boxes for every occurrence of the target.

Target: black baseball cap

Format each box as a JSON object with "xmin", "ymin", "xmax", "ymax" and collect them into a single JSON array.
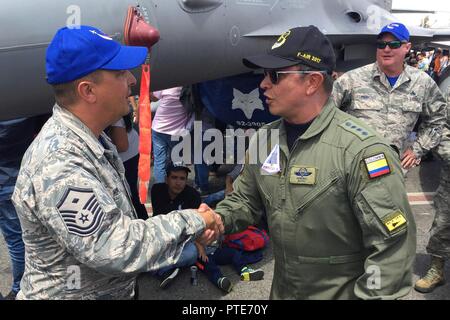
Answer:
[
  {"xmin": 243, "ymin": 26, "xmax": 336, "ymax": 73},
  {"xmin": 166, "ymin": 161, "xmax": 191, "ymax": 175}
]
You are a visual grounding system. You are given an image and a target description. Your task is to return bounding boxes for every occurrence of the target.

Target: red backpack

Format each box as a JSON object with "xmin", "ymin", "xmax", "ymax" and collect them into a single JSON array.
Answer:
[{"xmin": 223, "ymin": 226, "xmax": 269, "ymax": 251}]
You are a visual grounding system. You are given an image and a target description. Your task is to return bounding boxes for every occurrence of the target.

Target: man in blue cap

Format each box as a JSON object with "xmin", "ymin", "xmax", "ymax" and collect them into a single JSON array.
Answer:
[
  {"xmin": 333, "ymin": 22, "xmax": 446, "ymax": 171},
  {"xmin": 11, "ymin": 25, "xmax": 222, "ymax": 299}
]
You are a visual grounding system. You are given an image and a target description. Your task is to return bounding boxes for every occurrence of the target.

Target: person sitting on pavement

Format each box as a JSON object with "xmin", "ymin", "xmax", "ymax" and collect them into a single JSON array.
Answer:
[
  {"xmin": 150, "ymin": 161, "xmax": 201, "ymax": 288},
  {"xmin": 151, "ymin": 161, "xmax": 201, "ymax": 216},
  {"xmin": 194, "ymin": 236, "xmax": 264, "ymax": 294}
]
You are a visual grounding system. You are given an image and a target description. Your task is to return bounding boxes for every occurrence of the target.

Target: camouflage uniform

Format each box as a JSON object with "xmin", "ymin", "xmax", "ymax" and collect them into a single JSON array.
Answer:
[
  {"xmin": 427, "ymin": 87, "xmax": 450, "ymax": 258},
  {"xmin": 332, "ymin": 62, "xmax": 447, "ymax": 158},
  {"xmin": 12, "ymin": 105, "xmax": 206, "ymax": 300}
]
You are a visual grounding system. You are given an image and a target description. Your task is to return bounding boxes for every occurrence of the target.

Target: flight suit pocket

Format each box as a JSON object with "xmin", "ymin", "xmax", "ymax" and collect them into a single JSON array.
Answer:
[
  {"xmin": 285, "ymin": 252, "xmax": 365, "ymax": 299},
  {"xmin": 356, "ymin": 180, "xmax": 408, "ymax": 239},
  {"xmin": 296, "ymin": 174, "xmax": 340, "ymax": 216}
]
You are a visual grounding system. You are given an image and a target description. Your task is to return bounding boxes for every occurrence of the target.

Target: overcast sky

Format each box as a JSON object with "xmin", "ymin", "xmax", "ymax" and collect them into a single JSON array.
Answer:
[{"xmin": 392, "ymin": 0, "xmax": 450, "ymax": 27}]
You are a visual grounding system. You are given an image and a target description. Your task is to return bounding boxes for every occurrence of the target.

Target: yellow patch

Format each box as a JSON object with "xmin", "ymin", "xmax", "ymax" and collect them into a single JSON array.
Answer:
[{"xmin": 383, "ymin": 211, "xmax": 407, "ymax": 232}]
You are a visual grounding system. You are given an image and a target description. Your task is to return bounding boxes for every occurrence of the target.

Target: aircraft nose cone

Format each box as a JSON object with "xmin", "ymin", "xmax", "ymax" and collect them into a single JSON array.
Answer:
[{"xmin": 124, "ymin": 6, "xmax": 160, "ymax": 49}]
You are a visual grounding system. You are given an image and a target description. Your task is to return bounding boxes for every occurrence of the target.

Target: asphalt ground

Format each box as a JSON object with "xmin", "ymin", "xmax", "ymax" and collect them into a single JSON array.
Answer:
[{"xmin": 1, "ymin": 158, "xmax": 449, "ymax": 300}]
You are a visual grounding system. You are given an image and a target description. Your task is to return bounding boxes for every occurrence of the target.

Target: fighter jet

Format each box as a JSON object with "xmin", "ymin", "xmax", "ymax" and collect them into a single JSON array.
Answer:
[{"xmin": 1, "ymin": 0, "xmax": 450, "ymax": 120}]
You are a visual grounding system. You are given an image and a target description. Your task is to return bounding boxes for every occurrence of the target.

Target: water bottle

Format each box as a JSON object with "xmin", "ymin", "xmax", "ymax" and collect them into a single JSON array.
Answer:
[{"xmin": 190, "ymin": 266, "xmax": 198, "ymax": 286}]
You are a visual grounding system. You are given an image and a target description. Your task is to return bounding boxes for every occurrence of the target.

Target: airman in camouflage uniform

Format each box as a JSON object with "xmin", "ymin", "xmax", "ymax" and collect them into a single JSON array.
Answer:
[
  {"xmin": 333, "ymin": 23, "xmax": 447, "ymax": 169},
  {"xmin": 11, "ymin": 26, "xmax": 220, "ymax": 299},
  {"xmin": 210, "ymin": 26, "xmax": 416, "ymax": 299},
  {"xmin": 415, "ymin": 86, "xmax": 450, "ymax": 293}
]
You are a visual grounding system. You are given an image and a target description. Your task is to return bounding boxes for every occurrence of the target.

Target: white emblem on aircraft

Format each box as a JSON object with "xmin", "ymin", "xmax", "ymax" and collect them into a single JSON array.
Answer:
[
  {"xmin": 232, "ymin": 88, "xmax": 265, "ymax": 119},
  {"xmin": 89, "ymin": 30, "xmax": 113, "ymax": 40}
]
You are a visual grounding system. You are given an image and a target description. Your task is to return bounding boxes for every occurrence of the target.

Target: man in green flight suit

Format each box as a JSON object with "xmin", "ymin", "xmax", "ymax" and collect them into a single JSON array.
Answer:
[{"xmin": 203, "ymin": 26, "xmax": 417, "ymax": 299}]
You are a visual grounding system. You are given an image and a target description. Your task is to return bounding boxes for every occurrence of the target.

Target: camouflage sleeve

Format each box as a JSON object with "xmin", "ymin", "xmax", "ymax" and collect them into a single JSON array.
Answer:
[
  {"xmin": 215, "ymin": 159, "xmax": 264, "ymax": 235},
  {"xmin": 32, "ymin": 150, "xmax": 205, "ymax": 275},
  {"xmin": 412, "ymin": 80, "xmax": 447, "ymax": 158},
  {"xmin": 347, "ymin": 143, "xmax": 417, "ymax": 300},
  {"xmin": 332, "ymin": 74, "xmax": 353, "ymax": 111},
  {"xmin": 434, "ymin": 88, "xmax": 450, "ymax": 162}
]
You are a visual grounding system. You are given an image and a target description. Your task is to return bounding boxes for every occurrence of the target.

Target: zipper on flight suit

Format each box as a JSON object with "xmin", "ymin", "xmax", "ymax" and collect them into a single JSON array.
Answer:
[{"xmin": 295, "ymin": 175, "xmax": 339, "ymax": 217}]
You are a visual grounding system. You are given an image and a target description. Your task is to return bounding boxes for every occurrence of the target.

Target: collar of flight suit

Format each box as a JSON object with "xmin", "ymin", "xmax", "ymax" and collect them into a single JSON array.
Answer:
[
  {"xmin": 371, "ymin": 62, "xmax": 412, "ymax": 90},
  {"xmin": 52, "ymin": 104, "xmax": 113, "ymax": 159},
  {"xmin": 279, "ymin": 98, "xmax": 337, "ymax": 149}
]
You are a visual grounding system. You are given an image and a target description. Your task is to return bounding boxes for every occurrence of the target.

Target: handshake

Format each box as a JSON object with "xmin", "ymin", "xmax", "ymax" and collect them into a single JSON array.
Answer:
[{"xmin": 196, "ymin": 203, "xmax": 224, "ymax": 245}]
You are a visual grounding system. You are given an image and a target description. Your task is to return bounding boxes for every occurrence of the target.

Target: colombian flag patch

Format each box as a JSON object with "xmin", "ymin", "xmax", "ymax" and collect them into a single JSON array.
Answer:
[{"xmin": 364, "ymin": 153, "xmax": 391, "ymax": 179}]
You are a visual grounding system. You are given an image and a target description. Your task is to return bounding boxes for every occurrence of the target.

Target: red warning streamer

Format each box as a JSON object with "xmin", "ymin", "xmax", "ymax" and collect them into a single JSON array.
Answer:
[{"xmin": 138, "ymin": 64, "xmax": 151, "ymax": 204}]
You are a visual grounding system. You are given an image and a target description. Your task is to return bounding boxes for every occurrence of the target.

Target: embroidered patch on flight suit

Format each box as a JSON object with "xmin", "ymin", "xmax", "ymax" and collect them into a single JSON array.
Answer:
[
  {"xmin": 290, "ymin": 166, "xmax": 317, "ymax": 185},
  {"xmin": 56, "ymin": 187, "xmax": 106, "ymax": 237},
  {"xmin": 382, "ymin": 210, "xmax": 407, "ymax": 234},
  {"xmin": 364, "ymin": 153, "xmax": 391, "ymax": 179},
  {"xmin": 339, "ymin": 120, "xmax": 374, "ymax": 141}
]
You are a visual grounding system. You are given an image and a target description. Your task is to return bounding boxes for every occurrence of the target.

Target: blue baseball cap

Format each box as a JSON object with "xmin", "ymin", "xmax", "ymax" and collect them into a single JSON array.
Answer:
[
  {"xmin": 378, "ymin": 22, "xmax": 410, "ymax": 42},
  {"xmin": 46, "ymin": 25, "xmax": 148, "ymax": 85}
]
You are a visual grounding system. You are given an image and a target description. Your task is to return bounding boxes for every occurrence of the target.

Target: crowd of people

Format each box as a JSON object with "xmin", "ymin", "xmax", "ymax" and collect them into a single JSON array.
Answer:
[
  {"xmin": 1, "ymin": 21, "xmax": 449, "ymax": 300},
  {"xmin": 406, "ymin": 47, "xmax": 449, "ymax": 83}
]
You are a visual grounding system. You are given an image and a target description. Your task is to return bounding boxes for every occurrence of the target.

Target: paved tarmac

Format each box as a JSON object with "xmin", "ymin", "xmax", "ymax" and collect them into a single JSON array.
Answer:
[{"xmin": 1, "ymin": 158, "xmax": 449, "ymax": 299}]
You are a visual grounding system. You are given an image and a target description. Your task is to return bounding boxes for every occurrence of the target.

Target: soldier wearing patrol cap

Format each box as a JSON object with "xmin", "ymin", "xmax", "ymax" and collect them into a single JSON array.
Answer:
[
  {"xmin": 11, "ymin": 25, "xmax": 221, "ymax": 299},
  {"xmin": 332, "ymin": 22, "xmax": 447, "ymax": 170},
  {"xmin": 200, "ymin": 25, "xmax": 417, "ymax": 299}
]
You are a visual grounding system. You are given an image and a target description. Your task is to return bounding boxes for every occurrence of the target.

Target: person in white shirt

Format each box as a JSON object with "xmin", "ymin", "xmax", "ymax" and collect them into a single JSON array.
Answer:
[{"xmin": 151, "ymin": 87, "xmax": 194, "ymax": 183}]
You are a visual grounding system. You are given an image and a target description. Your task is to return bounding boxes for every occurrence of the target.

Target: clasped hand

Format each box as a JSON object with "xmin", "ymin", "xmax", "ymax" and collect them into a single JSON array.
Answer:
[{"xmin": 196, "ymin": 203, "xmax": 224, "ymax": 245}]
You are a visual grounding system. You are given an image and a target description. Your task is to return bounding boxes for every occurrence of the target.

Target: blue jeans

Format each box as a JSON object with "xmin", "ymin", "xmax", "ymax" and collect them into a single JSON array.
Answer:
[
  {"xmin": 194, "ymin": 164, "xmax": 210, "ymax": 193},
  {"xmin": 192, "ymin": 130, "xmax": 211, "ymax": 192},
  {"xmin": 203, "ymin": 190, "xmax": 225, "ymax": 206},
  {"xmin": 156, "ymin": 241, "xmax": 198, "ymax": 276},
  {"xmin": 200, "ymin": 247, "xmax": 263, "ymax": 285},
  {"xmin": 0, "ymin": 199, "xmax": 25, "ymax": 293},
  {"xmin": 152, "ymin": 130, "xmax": 178, "ymax": 183}
]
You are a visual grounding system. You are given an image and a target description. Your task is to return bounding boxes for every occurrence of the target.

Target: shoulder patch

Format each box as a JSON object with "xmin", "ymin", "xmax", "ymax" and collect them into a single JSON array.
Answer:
[
  {"xmin": 364, "ymin": 153, "xmax": 391, "ymax": 179},
  {"xmin": 339, "ymin": 120, "xmax": 374, "ymax": 140},
  {"xmin": 56, "ymin": 187, "xmax": 106, "ymax": 237},
  {"xmin": 382, "ymin": 210, "xmax": 407, "ymax": 234}
]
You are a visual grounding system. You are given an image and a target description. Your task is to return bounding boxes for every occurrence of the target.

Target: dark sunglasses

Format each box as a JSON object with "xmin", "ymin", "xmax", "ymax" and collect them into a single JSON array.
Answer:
[
  {"xmin": 263, "ymin": 69, "xmax": 326, "ymax": 84},
  {"xmin": 376, "ymin": 40, "xmax": 407, "ymax": 49}
]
